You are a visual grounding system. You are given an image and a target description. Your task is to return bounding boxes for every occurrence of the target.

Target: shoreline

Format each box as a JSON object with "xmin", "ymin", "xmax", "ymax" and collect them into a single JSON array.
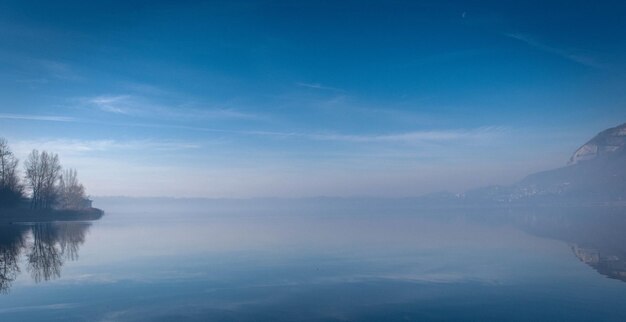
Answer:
[{"xmin": 0, "ymin": 207, "xmax": 104, "ymax": 224}]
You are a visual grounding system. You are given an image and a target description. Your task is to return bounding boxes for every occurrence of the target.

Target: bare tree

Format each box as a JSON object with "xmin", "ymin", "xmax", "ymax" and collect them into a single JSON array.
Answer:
[
  {"xmin": 0, "ymin": 138, "xmax": 23, "ymax": 207},
  {"xmin": 24, "ymin": 150, "xmax": 61, "ymax": 209},
  {"xmin": 58, "ymin": 169, "xmax": 87, "ymax": 209}
]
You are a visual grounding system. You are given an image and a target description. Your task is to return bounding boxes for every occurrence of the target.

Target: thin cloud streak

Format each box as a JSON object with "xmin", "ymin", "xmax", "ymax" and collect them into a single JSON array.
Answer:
[
  {"xmin": 0, "ymin": 111, "xmax": 503, "ymax": 145},
  {"xmin": 0, "ymin": 113, "xmax": 76, "ymax": 122},
  {"xmin": 308, "ymin": 126, "xmax": 504, "ymax": 143},
  {"xmin": 0, "ymin": 303, "xmax": 80, "ymax": 314},
  {"xmin": 83, "ymin": 94, "xmax": 265, "ymax": 120},
  {"xmin": 110, "ymin": 121, "xmax": 503, "ymax": 144},
  {"xmin": 10, "ymin": 138, "xmax": 201, "ymax": 158},
  {"xmin": 506, "ymin": 33, "xmax": 603, "ymax": 68},
  {"xmin": 88, "ymin": 95, "xmax": 132, "ymax": 114},
  {"xmin": 37, "ymin": 59, "xmax": 83, "ymax": 81},
  {"xmin": 296, "ymin": 82, "xmax": 346, "ymax": 92},
  {"xmin": 167, "ymin": 106, "xmax": 264, "ymax": 121}
]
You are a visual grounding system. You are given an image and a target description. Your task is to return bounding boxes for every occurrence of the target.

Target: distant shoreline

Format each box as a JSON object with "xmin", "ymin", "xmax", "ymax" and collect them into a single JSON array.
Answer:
[{"xmin": 0, "ymin": 207, "xmax": 104, "ymax": 224}]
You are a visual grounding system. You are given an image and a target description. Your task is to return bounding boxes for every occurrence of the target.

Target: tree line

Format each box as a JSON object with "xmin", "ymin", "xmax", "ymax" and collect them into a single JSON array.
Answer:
[{"xmin": 0, "ymin": 138, "xmax": 88, "ymax": 210}]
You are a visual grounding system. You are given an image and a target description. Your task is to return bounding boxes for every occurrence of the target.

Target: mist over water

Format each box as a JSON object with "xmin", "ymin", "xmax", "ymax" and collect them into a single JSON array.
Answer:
[
  {"xmin": 2, "ymin": 1, "xmax": 626, "ymax": 321},
  {"xmin": 2, "ymin": 199, "xmax": 626, "ymax": 322}
]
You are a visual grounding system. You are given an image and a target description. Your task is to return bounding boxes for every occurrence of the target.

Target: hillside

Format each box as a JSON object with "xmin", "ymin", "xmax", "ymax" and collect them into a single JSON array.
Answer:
[{"xmin": 461, "ymin": 123, "xmax": 626, "ymax": 205}]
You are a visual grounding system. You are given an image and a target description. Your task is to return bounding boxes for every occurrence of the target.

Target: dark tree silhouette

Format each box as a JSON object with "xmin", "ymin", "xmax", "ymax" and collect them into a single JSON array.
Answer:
[
  {"xmin": 24, "ymin": 150, "xmax": 61, "ymax": 209},
  {"xmin": 0, "ymin": 138, "xmax": 23, "ymax": 208},
  {"xmin": 58, "ymin": 169, "xmax": 87, "ymax": 210}
]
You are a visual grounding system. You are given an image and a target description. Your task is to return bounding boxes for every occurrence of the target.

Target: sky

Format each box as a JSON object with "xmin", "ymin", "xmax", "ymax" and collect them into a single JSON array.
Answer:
[{"xmin": 1, "ymin": 0, "xmax": 625, "ymax": 198}]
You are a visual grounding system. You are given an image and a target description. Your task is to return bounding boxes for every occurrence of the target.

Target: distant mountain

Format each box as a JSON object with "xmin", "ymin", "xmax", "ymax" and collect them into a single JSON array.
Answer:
[
  {"xmin": 459, "ymin": 123, "xmax": 626, "ymax": 205},
  {"xmin": 569, "ymin": 123, "xmax": 626, "ymax": 165}
]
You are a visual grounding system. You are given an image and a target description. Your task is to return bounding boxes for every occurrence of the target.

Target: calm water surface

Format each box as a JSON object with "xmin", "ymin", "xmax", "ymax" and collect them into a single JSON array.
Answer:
[{"xmin": 1, "ymin": 203, "xmax": 626, "ymax": 321}]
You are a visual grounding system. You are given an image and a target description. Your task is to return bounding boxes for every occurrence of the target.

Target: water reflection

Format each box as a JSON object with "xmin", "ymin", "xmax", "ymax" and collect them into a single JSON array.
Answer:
[
  {"xmin": 1, "ymin": 207, "xmax": 625, "ymax": 298},
  {"xmin": 572, "ymin": 245, "xmax": 626, "ymax": 281},
  {"xmin": 0, "ymin": 222, "xmax": 90, "ymax": 293},
  {"xmin": 511, "ymin": 207, "xmax": 626, "ymax": 282},
  {"xmin": 0, "ymin": 225, "xmax": 26, "ymax": 294},
  {"xmin": 2, "ymin": 206, "xmax": 626, "ymax": 321}
]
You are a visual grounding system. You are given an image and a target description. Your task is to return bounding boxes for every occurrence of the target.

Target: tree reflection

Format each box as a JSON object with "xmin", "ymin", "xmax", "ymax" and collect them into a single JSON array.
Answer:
[
  {"xmin": 0, "ymin": 225, "xmax": 28, "ymax": 293},
  {"xmin": 28, "ymin": 224, "xmax": 64, "ymax": 282},
  {"xmin": 56, "ymin": 223, "xmax": 88, "ymax": 261},
  {"xmin": 27, "ymin": 223, "xmax": 90, "ymax": 283},
  {"xmin": 0, "ymin": 222, "xmax": 91, "ymax": 293}
]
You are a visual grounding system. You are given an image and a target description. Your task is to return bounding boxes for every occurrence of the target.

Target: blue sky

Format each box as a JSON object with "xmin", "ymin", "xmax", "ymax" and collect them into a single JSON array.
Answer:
[{"xmin": 1, "ymin": 1, "xmax": 625, "ymax": 197}]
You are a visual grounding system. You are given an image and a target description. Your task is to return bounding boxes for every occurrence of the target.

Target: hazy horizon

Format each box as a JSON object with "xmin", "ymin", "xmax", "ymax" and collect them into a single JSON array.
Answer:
[{"xmin": 2, "ymin": 1, "xmax": 626, "ymax": 198}]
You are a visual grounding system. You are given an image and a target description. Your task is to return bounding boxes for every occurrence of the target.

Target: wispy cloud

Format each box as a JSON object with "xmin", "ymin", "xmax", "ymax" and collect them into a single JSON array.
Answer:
[
  {"xmin": 15, "ymin": 77, "xmax": 49, "ymax": 85},
  {"xmin": 0, "ymin": 113, "xmax": 76, "ymax": 122},
  {"xmin": 0, "ymin": 303, "xmax": 80, "ymax": 314},
  {"xmin": 83, "ymin": 94, "xmax": 264, "ymax": 120},
  {"xmin": 85, "ymin": 119, "xmax": 503, "ymax": 145},
  {"xmin": 167, "ymin": 106, "xmax": 264, "ymax": 121},
  {"xmin": 505, "ymin": 33, "xmax": 603, "ymax": 68},
  {"xmin": 88, "ymin": 95, "xmax": 133, "ymax": 114},
  {"xmin": 10, "ymin": 138, "xmax": 200, "ymax": 157},
  {"xmin": 0, "ymin": 51, "xmax": 82, "ymax": 84},
  {"xmin": 0, "ymin": 107, "xmax": 502, "ymax": 148},
  {"xmin": 296, "ymin": 82, "xmax": 346, "ymax": 92},
  {"xmin": 37, "ymin": 59, "xmax": 82, "ymax": 81},
  {"xmin": 119, "ymin": 81, "xmax": 170, "ymax": 96},
  {"xmin": 308, "ymin": 126, "xmax": 504, "ymax": 143}
]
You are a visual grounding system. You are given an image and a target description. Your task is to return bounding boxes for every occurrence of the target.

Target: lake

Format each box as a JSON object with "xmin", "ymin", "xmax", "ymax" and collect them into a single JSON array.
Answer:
[{"xmin": 1, "ymin": 201, "xmax": 626, "ymax": 321}]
